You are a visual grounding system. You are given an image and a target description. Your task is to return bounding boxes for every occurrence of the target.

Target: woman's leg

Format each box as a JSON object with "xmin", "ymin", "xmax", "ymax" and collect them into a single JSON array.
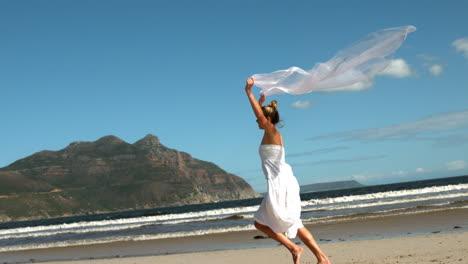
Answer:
[
  {"xmin": 297, "ymin": 227, "xmax": 331, "ymax": 264},
  {"xmin": 254, "ymin": 221, "xmax": 303, "ymax": 264}
]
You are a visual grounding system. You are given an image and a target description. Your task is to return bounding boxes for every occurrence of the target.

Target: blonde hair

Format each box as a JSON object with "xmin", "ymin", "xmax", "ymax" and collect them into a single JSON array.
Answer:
[{"xmin": 262, "ymin": 100, "xmax": 280, "ymax": 125}]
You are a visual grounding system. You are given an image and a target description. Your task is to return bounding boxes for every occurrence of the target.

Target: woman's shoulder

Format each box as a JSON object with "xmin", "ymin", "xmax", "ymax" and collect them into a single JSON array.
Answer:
[{"xmin": 263, "ymin": 129, "xmax": 283, "ymax": 146}]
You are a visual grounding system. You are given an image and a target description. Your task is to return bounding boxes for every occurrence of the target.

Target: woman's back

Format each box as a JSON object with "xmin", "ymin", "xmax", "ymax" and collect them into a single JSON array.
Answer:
[{"xmin": 259, "ymin": 144, "xmax": 285, "ymax": 162}]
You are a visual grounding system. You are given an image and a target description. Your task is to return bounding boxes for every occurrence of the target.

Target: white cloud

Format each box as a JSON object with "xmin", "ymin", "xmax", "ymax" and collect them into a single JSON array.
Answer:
[
  {"xmin": 323, "ymin": 80, "xmax": 373, "ymax": 92},
  {"xmin": 452, "ymin": 37, "xmax": 468, "ymax": 59},
  {"xmin": 420, "ymin": 133, "xmax": 468, "ymax": 148},
  {"xmin": 288, "ymin": 146, "xmax": 349, "ymax": 158},
  {"xmin": 447, "ymin": 160, "xmax": 466, "ymax": 171},
  {"xmin": 309, "ymin": 110, "xmax": 468, "ymax": 142},
  {"xmin": 351, "ymin": 174, "xmax": 371, "ymax": 182},
  {"xmin": 351, "ymin": 173, "xmax": 385, "ymax": 183},
  {"xmin": 392, "ymin": 170, "xmax": 408, "ymax": 176},
  {"xmin": 417, "ymin": 53, "xmax": 443, "ymax": 77},
  {"xmin": 292, "ymin": 155, "xmax": 386, "ymax": 167},
  {"xmin": 291, "ymin": 100, "xmax": 312, "ymax": 109},
  {"xmin": 415, "ymin": 168, "xmax": 425, "ymax": 173},
  {"xmin": 320, "ymin": 58, "xmax": 412, "ymax": 93},
  {"xmin": 429, "ymin": 64, "xmax": 443, "ymax": 76},
  {"xmin": 418, "ymin": 54, "xmax": 438, "ymax": 61},
  {"xmin": 379, "ymin": 59, "xmax": 413, "ymax": 78}
]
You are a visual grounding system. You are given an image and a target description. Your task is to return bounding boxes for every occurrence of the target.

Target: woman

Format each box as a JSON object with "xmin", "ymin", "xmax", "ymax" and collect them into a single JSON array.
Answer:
[{"xmin": 245, "ymin": 77, "xmax": 331, "ymax": 264}]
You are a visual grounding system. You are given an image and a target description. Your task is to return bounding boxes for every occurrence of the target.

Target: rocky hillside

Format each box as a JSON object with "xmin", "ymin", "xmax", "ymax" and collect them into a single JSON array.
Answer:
[{"xmin": 0, "ymin": 134, "xmax": 259, "ymax": 221}]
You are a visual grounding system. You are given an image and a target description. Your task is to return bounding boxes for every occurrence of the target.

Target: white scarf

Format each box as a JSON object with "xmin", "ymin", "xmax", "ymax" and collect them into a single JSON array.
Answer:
[{"xmin": 252, "ymin": 26, "xmax": 416, "ymax": 96}]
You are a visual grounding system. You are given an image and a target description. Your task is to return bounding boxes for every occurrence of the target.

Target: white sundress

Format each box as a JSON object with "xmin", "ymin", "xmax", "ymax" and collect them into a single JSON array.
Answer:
[{"xmin": 253, "ymin": 144, "xmax": 304, "ymax": 239}]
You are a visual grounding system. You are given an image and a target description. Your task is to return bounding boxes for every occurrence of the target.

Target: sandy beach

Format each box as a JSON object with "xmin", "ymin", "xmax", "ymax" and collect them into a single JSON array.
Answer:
[
  {"xmin": 2, "ymin": 207, "xmax": 467, "ymax": 264},
  {"xmin": 43, "ymin": 231, "xmax": 467, "ymax": 264}
]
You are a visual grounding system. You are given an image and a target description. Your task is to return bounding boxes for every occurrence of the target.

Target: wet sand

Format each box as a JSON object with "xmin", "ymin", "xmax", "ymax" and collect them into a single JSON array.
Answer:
[
  {"xmin": 2, "ymin": 207, "xmax": 467, "ymax": 263},
  {"xmin": 32, "ymin": 232, "xmax": 468, "ymax": 264}
]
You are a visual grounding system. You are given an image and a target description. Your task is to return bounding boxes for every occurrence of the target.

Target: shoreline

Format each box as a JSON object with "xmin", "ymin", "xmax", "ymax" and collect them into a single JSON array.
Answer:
[
  {"xmin": 43, "ymin": 231, "xmax": 468, "ymax": 264},
  {"xmin": 1, "ymin": 207, "xmax": 467, "ymax": 263}
]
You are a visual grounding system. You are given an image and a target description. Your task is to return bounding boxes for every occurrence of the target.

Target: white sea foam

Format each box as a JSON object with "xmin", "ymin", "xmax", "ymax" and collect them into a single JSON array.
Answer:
[
  {"xmin": 3, "ymin": 191, "xmax": 466, "ymax": 240},
  {"xmin": 0, "ymin": 225, "xmax": 256, "ymax": 253},
  {"xmin": 0, "ymin": 213, "xmax": 255, "ymax": 240},
  {"xmin": 302, "ymin": 204, "xmax": 468, "ymax": 225},
  {"xmin": 2, "ymin": 203, "xmax": 468, "ymax": 253},
  {"xmin": 301, "ymin": 183, "xmax": 468, "ymax": 207},
  {"xmin": 0, "ymin": 206, "xmax": 259, "ymax": 237},
  {"xmin": 302, "ymin": 192, "xmax": 468, "ymax": 212},
  {"xmin": 1, "ymin": 183, "xmax": 466, "ymax": 241}
]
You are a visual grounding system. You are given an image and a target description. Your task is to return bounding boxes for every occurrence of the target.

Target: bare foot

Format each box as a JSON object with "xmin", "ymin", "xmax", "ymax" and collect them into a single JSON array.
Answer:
[
  {"xmin": 291, "ymin": 246, "xmax": 303, "ymax": 264},
  {"xmin": 317, "ymin": 255, "xmax": 332, "ymax": 264}
]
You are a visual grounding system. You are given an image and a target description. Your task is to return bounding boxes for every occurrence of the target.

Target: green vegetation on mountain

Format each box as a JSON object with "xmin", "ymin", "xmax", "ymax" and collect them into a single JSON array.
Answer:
[{"xmin": 0, "ymin": 134, "xmax": 259, "ymax": 222}]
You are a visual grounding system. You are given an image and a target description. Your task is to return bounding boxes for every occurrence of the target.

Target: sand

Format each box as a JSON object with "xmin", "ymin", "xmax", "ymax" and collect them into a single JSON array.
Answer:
[
  {"xmin": 2, "ymin": 208, "xmax": 467, "ymax": 263},
  {"xmin": 42, "ymin": 231, "xmax": 468, "ymax": 264}
]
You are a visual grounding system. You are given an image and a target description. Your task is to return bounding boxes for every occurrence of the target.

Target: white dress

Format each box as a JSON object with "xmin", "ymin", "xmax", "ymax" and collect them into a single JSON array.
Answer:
[{"xmin": 253, "ymin": 144, "xmax": 304, "ymax": 239}]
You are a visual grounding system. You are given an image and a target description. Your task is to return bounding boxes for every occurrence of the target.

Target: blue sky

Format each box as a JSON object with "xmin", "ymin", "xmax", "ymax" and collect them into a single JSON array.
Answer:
[{"xmin": 1, "ymin": 0, "xmax": 467, "ymax": 192}]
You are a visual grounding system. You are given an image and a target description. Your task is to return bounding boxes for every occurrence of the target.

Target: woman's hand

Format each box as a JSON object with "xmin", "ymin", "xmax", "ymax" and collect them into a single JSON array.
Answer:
[
  {"xmin": 245, "ymin": 77, "xmax": 254, "ymax": 92},
  {"xmin": 258, "ymin": 93, "xmax": 266, "ymax": 106},
  {"xmin": 245, "ymin": 76, "xmax": 267, "ymax": 123}
]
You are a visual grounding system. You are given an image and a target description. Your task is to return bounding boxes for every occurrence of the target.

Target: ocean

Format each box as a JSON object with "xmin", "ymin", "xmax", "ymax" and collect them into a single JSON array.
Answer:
[{"xmin": 1, "ymin": 175, "xmax": 467, "ymax": 253}]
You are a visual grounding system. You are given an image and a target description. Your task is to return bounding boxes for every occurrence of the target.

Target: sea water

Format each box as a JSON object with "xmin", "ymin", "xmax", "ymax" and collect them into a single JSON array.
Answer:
[{"xmin": 1, "ymin": 175, "xmax": 467, "ymax": 253}]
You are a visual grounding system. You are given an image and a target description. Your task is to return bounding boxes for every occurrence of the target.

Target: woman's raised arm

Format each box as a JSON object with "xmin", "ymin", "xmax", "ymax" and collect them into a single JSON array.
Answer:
[{"xmin": 245, "ymin": 77, "xmax": 268, "ymax": 125}]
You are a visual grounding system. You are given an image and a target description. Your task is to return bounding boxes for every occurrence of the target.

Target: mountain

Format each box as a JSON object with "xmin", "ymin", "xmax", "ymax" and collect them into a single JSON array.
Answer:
[
  {"xmin": 0, "ymin": 134, "xmax": 259, "ymax": 222},
  {"xmin": 300, "ymin": 180, "xmax": 365, "ymax": 193}
]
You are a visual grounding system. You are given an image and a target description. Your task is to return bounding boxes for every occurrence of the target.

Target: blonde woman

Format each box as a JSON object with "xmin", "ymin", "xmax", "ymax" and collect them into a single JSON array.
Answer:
[{"xmin": 245, "ymin": 77, "xmax": 331, "ymax": 264}]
